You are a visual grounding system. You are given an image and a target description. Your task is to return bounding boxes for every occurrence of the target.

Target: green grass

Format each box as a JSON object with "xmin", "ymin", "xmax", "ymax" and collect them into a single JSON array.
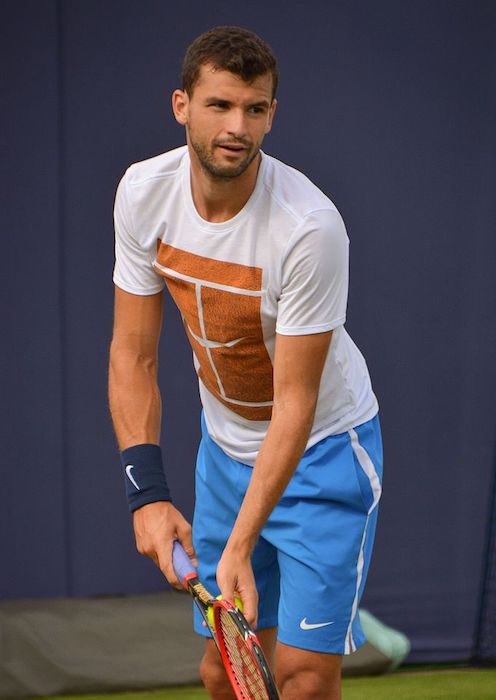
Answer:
[
  {"xmin": 343, "ymin": 668, "xmax": 496, "ymax": 699},
  {"xmin": 32, "ymin": 668, "xmax": 496, "ymax": 699}
]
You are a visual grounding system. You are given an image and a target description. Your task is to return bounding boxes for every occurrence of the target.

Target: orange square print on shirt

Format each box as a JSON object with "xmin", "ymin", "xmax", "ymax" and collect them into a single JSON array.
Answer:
[{"xmin": 154, "ymin": 242, "xmax": 273, "ymax": 421}]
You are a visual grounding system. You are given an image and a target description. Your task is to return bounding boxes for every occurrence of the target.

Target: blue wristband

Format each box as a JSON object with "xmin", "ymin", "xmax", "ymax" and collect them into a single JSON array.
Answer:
[{"xmin": 121, "ymin": 444, "xmax": 171, "ymax": 512}]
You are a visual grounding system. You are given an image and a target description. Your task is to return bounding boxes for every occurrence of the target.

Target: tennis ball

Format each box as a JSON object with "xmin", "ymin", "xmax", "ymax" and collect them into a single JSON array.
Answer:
[{"xmin": 207, "ymin": 595, "xmax": 244, "ymax": 627}]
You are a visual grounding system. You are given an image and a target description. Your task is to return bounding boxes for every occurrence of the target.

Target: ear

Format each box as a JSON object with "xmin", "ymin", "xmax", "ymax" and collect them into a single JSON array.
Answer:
[
  {"xmin": 172, "ymin": 89, "xmax": 189, "ymax": 126},
  {"xmin": 265, "ymin": 99, "xmax": 277, "ymax": 134}
]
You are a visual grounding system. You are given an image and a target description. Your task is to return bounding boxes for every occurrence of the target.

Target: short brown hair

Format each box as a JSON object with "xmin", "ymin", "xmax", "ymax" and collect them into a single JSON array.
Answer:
[{"xmin": 182, "ymin": 26, "xmax": 278, "ymax": 98}]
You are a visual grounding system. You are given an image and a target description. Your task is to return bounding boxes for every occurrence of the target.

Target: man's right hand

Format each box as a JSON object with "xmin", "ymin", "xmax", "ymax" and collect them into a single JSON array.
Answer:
[{"xmin": 132, "ymin": 501, "xmax": 196, "ymax": 589}]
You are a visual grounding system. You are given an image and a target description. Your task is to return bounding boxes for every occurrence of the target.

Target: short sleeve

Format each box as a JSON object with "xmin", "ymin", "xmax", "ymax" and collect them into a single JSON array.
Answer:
[
  {"xmin": 112, "ymin": 171, "xmax": 165, "ymax": 295},
  {"xmin": 276, "ymin": 208, "xmax": 349, "ymax": 335}
]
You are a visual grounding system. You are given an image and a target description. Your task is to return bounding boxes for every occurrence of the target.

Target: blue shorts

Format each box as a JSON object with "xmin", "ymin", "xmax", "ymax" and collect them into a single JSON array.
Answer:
[{"xmin": 192, "ymin": 413, "xmax": 383, "ymax": 655}]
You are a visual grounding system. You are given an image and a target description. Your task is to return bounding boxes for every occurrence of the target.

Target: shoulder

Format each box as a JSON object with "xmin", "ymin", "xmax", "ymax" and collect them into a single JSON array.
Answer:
[
  {"xmin": 123, "ymin": 145, "xmax": 188, "ymax": 188},
  {"xmin": 116, "ymin": 146, "xmax": 187, "ymax": 222},
  {"xmin": 261, "ymin": 155, "xmax": 348, "ymax": 251},
  {"xmin": 260, "ymin": 152, "xmax": 341, "ymax": 225}
]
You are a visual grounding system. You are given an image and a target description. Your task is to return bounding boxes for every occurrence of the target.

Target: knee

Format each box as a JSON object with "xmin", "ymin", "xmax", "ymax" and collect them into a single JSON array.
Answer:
[
  {"xmin": 278, "ymin": 670, "xmax": 324, "ymax": 698},
  {"xmin": 199, "ymin": 651, "xmax": 234, "ymax": 699},
  {"xmin": 278, "ymin": 666, "xmax": 341, "ymax": 700},
  {"xmin": 276, "ymin": 644, "xmax": 342, "ymax": 699}
]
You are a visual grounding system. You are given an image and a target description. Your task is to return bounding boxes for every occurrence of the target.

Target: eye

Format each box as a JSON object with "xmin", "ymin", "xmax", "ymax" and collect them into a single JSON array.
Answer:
[
  {"xmin": 248, "ymin": 105, "xmax": 268, "ymax": 116},
  {"xmin": 208, "ymin": 101, "xmax": 229, "ymax": 110}
]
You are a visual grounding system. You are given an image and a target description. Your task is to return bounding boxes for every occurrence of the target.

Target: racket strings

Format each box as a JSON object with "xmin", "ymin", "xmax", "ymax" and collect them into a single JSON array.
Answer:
[{"xmin": 218, "ymin": 608, "xmax": 269, "ymax": 700}]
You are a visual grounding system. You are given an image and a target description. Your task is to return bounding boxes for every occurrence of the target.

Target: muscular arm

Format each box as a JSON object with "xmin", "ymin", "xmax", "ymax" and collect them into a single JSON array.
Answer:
[
  {"xmin": 109, "ymin": 287, "xmax": 163, "ymax": 448},
  {"xmin": 109, "ymin": 286, "xmax": 194, "ymax": 585},
  {"xmin": 216, "ymin": 330, "xmax": 333, "ymax": 624}
]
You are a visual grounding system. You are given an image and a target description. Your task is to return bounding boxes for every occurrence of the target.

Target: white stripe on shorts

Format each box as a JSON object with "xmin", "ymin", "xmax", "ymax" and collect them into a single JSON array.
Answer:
[{"xmin": 344, "ymin": 427, "xmax": 382, "ymax": 654}]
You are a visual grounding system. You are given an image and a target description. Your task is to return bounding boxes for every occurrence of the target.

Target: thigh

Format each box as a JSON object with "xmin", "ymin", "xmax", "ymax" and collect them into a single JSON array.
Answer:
[
  {"xmin": 275, "ymin": 642, "xmax": 342, "ymax": 700},
  {"xmin": 193, "ymin": 416, "xmax": 280, "ymax": 637},
  {"xmin": 265, "ymin": 415, "xmax": 383, "ymax": 655}
]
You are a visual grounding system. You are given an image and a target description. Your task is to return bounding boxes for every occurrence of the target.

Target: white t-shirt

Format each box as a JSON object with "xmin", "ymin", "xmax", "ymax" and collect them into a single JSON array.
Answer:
[{"xmin": 113, "ymin": 146, "xmax": 378, "ymax": 465}]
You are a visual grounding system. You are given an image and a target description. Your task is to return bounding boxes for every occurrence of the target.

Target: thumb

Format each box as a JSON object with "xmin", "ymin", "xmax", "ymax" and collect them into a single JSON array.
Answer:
[
  {"xmin": 237, "ymin": 586, "xmax": 258, "ymax": 630},
  {"xmin": 176, "ymin": 522, "xmax": 198, "ymax": 568},
  {"xmin": 217, "ymin": 570, "xmax": 236, "ymax": 604}
]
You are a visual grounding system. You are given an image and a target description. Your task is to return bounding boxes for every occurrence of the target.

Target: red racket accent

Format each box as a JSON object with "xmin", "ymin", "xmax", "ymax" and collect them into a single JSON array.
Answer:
[
  {"xmin": 172, "ymin": 542, "xmax": 279, "ymax": 698},
  {"xmin": 214, "ymin": 601, "xmax": 279, "ymax": 699}
]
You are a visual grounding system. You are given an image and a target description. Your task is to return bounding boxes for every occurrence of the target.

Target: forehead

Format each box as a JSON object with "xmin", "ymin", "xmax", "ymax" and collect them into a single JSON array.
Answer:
[{"xmin": 191, "ymin": 63, "xmax": 273, "ymax": 102}]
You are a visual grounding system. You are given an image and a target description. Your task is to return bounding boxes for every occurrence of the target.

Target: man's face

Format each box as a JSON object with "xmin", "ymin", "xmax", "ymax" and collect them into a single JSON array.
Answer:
[{"xmin": 173, "ymin": 64, "xmax": 277, "ymax": 180}]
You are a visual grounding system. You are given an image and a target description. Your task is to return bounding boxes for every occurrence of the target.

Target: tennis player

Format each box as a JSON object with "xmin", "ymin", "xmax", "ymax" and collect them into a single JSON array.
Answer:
[{"xmin": 109, "ymin": 26, "xmax": 383, "ymax": 700}]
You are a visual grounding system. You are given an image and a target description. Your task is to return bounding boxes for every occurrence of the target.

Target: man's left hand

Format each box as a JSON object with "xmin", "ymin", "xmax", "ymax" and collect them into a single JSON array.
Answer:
[{"xmin": 216, "ymin": 545, "xmax": 258, "ymax": 628}]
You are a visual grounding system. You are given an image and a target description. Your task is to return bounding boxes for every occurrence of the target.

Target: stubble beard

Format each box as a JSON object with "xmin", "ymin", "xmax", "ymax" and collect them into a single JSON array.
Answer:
[{"xmin": 189, "ymin": 136, "xmax": 259, "ymax": 181}]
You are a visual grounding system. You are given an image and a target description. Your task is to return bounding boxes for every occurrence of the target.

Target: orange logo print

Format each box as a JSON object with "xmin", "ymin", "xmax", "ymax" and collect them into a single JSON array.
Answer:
[{"xmin": 154, "ymin": 243, "xmax": 273, "ymax": 421}]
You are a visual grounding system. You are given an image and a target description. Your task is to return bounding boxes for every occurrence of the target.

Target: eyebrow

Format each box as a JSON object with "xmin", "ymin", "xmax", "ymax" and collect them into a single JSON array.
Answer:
[
  {"xmin": 250, "ymin": 100, "xmax": 271, "ymax": 109},
  {"xmin": 204, "ymin": 97, "xmax": 271, "ymax": 109}
]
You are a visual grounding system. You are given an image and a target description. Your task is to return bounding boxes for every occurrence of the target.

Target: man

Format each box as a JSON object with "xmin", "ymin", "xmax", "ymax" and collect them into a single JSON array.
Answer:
[{"xmin": 109, "ymin": 26, "xmax": 382, "ymax": 700}]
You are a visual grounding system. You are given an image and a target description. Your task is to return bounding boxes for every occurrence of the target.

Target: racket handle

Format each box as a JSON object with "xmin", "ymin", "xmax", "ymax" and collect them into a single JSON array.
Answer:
[{"xmin": 172, "ymin": 540, "xmax": 197, "ymax": 588}]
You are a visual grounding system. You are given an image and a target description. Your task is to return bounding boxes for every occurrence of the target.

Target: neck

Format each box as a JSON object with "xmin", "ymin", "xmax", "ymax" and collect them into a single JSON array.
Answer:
[{"xmin": 188, "ymin": 150, "xmax": 261, "ymax": 223}]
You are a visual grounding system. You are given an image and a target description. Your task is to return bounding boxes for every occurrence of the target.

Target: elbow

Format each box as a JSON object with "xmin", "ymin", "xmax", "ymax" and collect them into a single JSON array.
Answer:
[
  {"xmin": 272, "ymin": 391, "xmax": 318, "ymax": 428},
  {"xmin": 109, "ymin": 340, "xmax": 158, "ymax": 377}
]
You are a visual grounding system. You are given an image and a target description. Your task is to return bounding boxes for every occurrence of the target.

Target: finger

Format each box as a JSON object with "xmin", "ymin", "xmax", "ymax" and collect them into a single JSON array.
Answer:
[
  {"xmin": 239, "ymin": 588, "xmax": 258, "ymax": 629},
  {"xmin": 156, "ymin": 539, "xmax": 182, "ymax": 590},
  {"xmin": 217, "ymin": 568, "xmax": 235, "ymax": 605},
  {"xmin": 177, "ymin": 523, "xmax": 198, "ymax": 568}
]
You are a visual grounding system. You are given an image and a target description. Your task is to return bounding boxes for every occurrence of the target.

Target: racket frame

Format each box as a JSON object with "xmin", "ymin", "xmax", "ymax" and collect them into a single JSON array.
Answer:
[
  {"xmin": 181, "ymin": 571, "xmax": 219, "ymax": 642},
  {"xmin": 172, "ymin": 541, "xmax": 279, "ymax": 699},
  {"xmin": 214, "ymin": 599, "xmax": 280, "ymax": 700}
]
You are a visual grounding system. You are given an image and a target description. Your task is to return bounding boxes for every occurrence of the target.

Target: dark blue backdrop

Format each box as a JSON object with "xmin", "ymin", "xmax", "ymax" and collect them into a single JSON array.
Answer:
[{"xmin": 2, "ymin": 0, "xmax": 495, "ymax": 664}]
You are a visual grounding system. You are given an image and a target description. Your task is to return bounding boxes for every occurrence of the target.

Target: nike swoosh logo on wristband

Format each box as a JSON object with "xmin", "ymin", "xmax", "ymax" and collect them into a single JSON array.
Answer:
[{"xmin": 125, "ymin": 465, "xmax": 140, "ymax": 490}]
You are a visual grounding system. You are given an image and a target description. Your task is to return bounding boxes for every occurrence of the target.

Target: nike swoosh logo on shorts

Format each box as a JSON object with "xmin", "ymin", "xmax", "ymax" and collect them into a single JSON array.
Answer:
[
  {"xmin": 300, "ymin": 618, "xmax": 335, "ymax": 630},
  {"xmin": 125, "ymin": 465, "xmax": 140, "ymax": 490}
]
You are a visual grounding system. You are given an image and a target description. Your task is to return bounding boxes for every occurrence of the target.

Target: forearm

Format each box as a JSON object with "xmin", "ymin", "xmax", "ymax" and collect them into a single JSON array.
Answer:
[
  {"xmin": 224, "ymin": 331, "xmax": 333, "ymax": 558},
  {"xmin": 109, "ymin": 338, "xmax": 195, "ymax": 589},
  {"xmin": 227, "ymin": 396, "xmax": 316, "ymax": 555},
  {"xmin": 108, "ymin": 341, "xmax": 162, "ymax": 449}
]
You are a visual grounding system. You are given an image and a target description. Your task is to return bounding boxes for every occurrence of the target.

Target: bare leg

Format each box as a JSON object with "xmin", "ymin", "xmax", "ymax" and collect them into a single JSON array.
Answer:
[{"xmin": 275, "ymin": 642, "xmax": 342, "ymax": 700}]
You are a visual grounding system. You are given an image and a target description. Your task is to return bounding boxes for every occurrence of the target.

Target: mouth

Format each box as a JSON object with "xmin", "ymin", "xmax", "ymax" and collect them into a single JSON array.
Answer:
[{"xmin": 216, "ymin": 143, "xmax": 249, "ymax": 155}]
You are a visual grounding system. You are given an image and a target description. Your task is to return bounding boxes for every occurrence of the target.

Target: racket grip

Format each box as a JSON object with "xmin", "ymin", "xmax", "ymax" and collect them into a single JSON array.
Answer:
[{"xmin": 172, "ymin": 541, "xmax": 197, "ymax": 588}]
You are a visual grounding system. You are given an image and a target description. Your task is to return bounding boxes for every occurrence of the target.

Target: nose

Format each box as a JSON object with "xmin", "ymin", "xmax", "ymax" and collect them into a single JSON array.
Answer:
[{"xmin": 225, "ymin": 108, "xmax": 247, "ymax": 139}]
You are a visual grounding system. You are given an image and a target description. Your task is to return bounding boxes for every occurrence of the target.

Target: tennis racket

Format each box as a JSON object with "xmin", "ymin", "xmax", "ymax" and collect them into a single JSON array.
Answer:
[{"xmin": 172, "ymin": 540, "xmax": 280, "ymax": 700}]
